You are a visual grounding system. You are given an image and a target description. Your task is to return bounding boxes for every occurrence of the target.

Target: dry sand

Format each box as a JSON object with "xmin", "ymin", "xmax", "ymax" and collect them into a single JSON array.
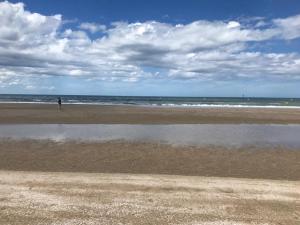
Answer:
[
  {"xmin": 0, "ymin": 140, "xmax": 299, "ymax": 180},
  {"xmin": 0, "ymin": 170, "xmax": 299, "ymax": 225},
  {"xmin": 1, "ymin": 103, "xmax": 300, "ymax": 124}
]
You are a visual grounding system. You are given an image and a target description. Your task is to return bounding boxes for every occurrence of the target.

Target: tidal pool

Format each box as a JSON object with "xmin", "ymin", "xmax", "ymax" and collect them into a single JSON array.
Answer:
[{"xmin": 0, "ymin": 124, "xmax": 300, "ymax": 148}]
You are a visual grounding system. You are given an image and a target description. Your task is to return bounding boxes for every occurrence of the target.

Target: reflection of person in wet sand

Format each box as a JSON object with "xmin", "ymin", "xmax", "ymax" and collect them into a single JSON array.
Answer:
[{"xmin": 57, "ymin": 97, "xmax": 62, "ymax": 111}]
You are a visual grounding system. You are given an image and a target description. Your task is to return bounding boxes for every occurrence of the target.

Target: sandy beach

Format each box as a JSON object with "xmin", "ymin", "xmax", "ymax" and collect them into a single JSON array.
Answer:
[
  {"xmin": 1, "ymin": 104, "xmax": 300, "ymax": 224},
  {"xmin": 0, "ymin": 139, "xmax": 299, "ymax": 180},
  {"xmin": 1, "ymin": 103, "xmax": 300, "ymax": 124},
  {"xmin": 0, "ymin": 170, "xmax": 299, "ymax": 225},
  {"xmin": 2, "ymin": 0, "xmax": 300, "ymax": 223}
]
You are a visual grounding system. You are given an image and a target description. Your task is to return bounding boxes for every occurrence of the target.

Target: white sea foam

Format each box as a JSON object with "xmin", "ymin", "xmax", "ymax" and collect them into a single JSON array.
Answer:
[
  {"xmin": 159, "ymin": 103, "xmax": 300, "ymax": 109},
  {"xmin": 1, "ymin": 101, "xmax": 300, "ymax": 108}
]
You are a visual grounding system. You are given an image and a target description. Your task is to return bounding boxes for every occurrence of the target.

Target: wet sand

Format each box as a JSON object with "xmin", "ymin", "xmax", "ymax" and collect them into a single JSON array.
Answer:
[
  {"xmin": 0, "ymin": 140, "xmax": 299, "ymax": 180},
  {"xmin": 0, "ymin": 170, "xmax": 299, "ymax": 225},
  {"xmin": 1, "ymin": 103, "xmax": 300, "ymax": 124},
  {"xmin": 1, "ymin": 124, "xmax": 300, "ymax": 147}
]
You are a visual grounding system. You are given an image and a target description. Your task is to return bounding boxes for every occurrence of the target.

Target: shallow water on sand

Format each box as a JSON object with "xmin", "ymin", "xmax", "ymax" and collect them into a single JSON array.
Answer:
[{"xmin": 0, "ymin": 124, "xmax": 300, "ymax": 148}]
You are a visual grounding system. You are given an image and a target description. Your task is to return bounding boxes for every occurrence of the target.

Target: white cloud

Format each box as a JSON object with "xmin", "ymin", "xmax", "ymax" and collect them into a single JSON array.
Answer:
[
  {"xmin": 79, "ymin": 22, "xmax": 106, "ymax": 33},
  {"xmin": 273, "ymin": 14, "xmax": 300, "ymax": 39},
  {"xmin": 227, "ymin": 21, "xmax": 240, "ymax": 29},
  {"xmin": 254, "ymin": 20, "xmax": 267, "ymax": 28},
  {"xmin": 0, "ymin": 1, "xmax": 61, "ymax": 45},
  {"xmin": 0, "ymin": 0, "xmax": 300, "ymax": 89}
]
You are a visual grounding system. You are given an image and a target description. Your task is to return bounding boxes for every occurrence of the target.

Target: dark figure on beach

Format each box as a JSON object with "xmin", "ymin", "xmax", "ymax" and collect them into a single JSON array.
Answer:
[{"xmin": 57, "ymin": 97, "xmax": 62, "ymax": 110}]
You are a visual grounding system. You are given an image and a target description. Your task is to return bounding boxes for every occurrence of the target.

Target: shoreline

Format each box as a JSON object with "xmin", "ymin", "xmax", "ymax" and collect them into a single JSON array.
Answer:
[
  {"xmin": 1, "ymin": 101, "xmax": 300, "ymax": 109},
  {"xmin": 1, "ymin": 103, "xmax": 300, "ymax": 124}
]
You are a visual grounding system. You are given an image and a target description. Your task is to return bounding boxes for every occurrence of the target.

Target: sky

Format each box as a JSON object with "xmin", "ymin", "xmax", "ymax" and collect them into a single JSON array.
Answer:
[{"xmin": 0, "ymin": 0, "xmax": 300, "ymax": 97}]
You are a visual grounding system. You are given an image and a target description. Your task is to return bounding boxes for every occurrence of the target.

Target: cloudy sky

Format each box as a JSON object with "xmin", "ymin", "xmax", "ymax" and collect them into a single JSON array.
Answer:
[{"xmin": 0, "ymin": 0, "xmax": 300, "ymax": 97}]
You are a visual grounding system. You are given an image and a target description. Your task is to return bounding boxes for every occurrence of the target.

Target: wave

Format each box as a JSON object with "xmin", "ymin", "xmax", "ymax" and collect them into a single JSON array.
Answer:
[
  {"xmin": 1, "ymin": 101, "xmax": 300, "ymax": 108},
  {"xmin": 158, "ymin": 103, "xmax": 300, "ymax": 109}
]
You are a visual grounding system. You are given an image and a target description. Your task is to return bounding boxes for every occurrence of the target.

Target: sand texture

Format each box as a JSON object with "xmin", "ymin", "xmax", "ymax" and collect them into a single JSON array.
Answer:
[
  {"xmin": 1, "ymin": 104, "xmax": 300, "ymax": 224},
  {"xmin": 0, "ymin": 140, "xmax": 299, "ymax": 180},
  {"xmin": 0, "ymin": 170, "xmax": 299, "ymax": 225},
  {"xmin": 1, "ymin": 103, "xmax": 300, "ymax": 124}
]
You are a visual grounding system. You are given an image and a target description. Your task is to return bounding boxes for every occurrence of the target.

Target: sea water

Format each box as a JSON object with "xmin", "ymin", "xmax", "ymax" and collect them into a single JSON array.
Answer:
[{"xmin": 0, "ymin": 94, "xmax": 300, "ymax": 108}]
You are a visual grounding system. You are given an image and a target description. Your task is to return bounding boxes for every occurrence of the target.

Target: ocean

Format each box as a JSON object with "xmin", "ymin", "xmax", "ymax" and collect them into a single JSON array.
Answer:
[{"xmin": 0, "ymin": 94, "xmax": 299, "ymax": 108}]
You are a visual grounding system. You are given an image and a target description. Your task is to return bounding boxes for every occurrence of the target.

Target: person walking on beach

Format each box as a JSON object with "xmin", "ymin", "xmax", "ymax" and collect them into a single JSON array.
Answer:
[{"xmin": 57, "ymin": 97, "xmax": 62, "ymax": 111}]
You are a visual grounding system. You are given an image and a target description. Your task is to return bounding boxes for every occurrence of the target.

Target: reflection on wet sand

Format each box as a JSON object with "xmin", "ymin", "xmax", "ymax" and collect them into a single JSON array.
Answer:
[{"xmin": 0, "ymin": 124, "xmax": 300, "ymax": 148}]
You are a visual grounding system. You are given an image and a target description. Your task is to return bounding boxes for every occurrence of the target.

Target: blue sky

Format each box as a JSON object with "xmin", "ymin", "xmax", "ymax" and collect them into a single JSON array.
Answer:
[
  {"xmin": 1, "ymin": 0, "xmax": 300, "ymax": 97},
  {"xmin": 9, "ymin": 0, "xmax": 300, "ymax": 24}
]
